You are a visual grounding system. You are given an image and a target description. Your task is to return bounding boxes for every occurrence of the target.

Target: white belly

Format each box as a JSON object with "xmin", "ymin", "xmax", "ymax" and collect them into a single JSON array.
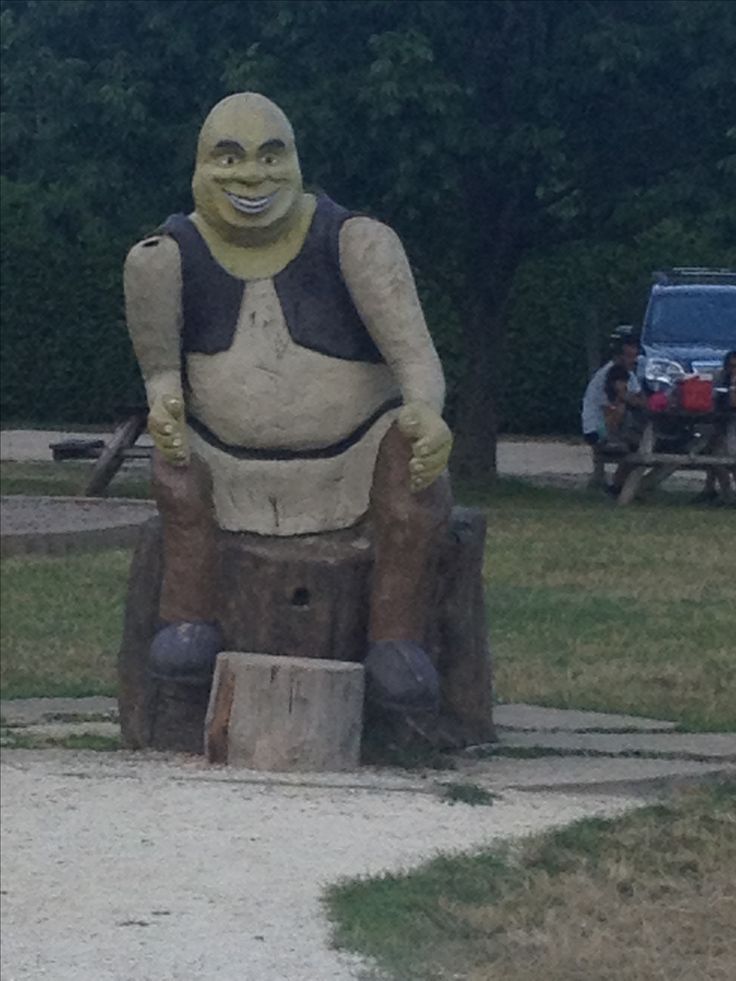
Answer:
[{"xmin": 186, "ymin": 279, "xmax": 398, "ymax": 449}]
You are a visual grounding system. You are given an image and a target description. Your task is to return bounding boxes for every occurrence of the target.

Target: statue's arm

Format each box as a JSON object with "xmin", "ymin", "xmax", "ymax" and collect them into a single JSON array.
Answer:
[
  {"xmin": 123, "ymin": 235, "xmax": 188, "ymax": 465},
  {"xmin": 340, "ymin": 217, "xmax": 451, "ymax": 490},
  {"xmin": 339, "ymin": 217, "xmax": 445, "ymax": 413}
]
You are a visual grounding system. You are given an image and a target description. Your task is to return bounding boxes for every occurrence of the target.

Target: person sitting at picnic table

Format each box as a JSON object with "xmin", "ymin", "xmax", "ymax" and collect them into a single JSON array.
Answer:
[
  {"xmin": 696, "ymin": 349, "xmax": 736, "ymax": 504},
  {"xmin": 714, "ymin": 350, "xmax": 736, "ymax": 412},
  {"xmin": 581, "ymin": 327, "xmax": 647, "ymax": 495},
  {"xmin": 601, "ymin": 364, "xmax": 633, "ymax": 445}
]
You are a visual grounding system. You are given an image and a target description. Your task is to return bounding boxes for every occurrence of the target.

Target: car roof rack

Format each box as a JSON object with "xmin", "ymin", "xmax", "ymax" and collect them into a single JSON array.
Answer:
[{"xmin": 653, "ymin": 267, "xmax": 736, "ymax": 285}]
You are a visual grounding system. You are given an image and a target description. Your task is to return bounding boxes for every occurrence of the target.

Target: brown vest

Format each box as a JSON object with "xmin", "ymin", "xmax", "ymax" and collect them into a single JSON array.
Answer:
[{"xmin": 161, "ymin": 195, "xmax": 383, "ymax": 364}]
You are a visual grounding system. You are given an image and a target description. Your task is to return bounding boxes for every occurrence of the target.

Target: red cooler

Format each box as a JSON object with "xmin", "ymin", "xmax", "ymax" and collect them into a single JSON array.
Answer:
[{"xmin": 676, "ymin": 377, "xmax": 714, "ymax": 413}]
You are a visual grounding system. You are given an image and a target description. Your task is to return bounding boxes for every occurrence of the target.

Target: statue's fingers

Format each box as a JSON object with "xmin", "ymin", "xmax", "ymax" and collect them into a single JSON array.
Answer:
[
  {"xmin": 398, "ymin": 413, "xmax": 419, "ymax": 438},
  {"xmin": 162, "ymin": 396, "xmax": 185, "ymax": 420},
  {"xmin": 158, "ymin": 443, "xmax": 189, "ymax": 467},
  {"xmin": 148, "ymin": 416, "xmax": 175, "ymax": 438},
  {"xmin": 419, "ymin": 445, "xmax": 450, "ymax": 472},
  {"xmin": 156, "ymin": 433, "xmax": 184, "ymax": 451},
  {"xmin": 410, "ymin": 459, "xmax": 446, "ymax": 491},
  {"xmin": 417, "ymin": 428, "xmax": 452, "ymax": 455},
  {"xmin": 411, "ymin": 472, "xmax": 435, "ymax": 493},
  {"xmin": 151, "ymin": 429, "xmax": 186, "ymax": 455}
]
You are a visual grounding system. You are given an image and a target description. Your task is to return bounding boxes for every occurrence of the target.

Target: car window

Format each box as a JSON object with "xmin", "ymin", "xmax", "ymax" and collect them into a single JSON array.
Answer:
[{"xmin": 646, "ymin": 290, "xmax": 736, "ymax": 346}]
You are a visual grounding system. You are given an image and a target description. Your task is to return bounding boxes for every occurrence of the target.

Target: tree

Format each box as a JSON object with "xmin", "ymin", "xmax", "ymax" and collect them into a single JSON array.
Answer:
[
  {"xmin": 2, "ymin": 1, "xmax": 734, "ymax": 472},
  {"xmin": 224, "ymin": 0, "xmax": 735, "ymax": 477}
]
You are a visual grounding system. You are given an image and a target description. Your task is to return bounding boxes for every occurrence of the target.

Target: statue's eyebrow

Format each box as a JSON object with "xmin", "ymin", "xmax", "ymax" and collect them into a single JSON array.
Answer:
[
  {"xmin": 213, "ymin": 139, "xmax": 245, "ymax": 154},
  {"xmin": 258, "ymin": 139, "xmax": 286, "ymax": 153}
]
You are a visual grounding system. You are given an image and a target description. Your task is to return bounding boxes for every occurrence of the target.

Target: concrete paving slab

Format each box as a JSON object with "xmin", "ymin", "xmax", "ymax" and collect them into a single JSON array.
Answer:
[
  {"xmin": 2, "ymin": 738, "xmax": 730, "ymax": 801},
  {"xmin": 494, "ymin": 703, "xmax": 677, "ymax": 732},
  {"xmin": 0, "ymin": 696, "xmax": 118, "ymax": 725},
  {"xmin": 0, "ymin": 749, "xmax": 643, "ymax": 981},
  {"xmin": 2, "ymin": 697, "xmax": 680, "ymax": 733},
  {"xmin": 458, "ymin": 754, "xmax": 735, "ymax": 795},
  {"xmin": 158, "ymin": 752, "xmax": 736, "ymax": 802},
  {"xmin": 500, "ymin": 729, "xmax": 736, "ymax": 761}
]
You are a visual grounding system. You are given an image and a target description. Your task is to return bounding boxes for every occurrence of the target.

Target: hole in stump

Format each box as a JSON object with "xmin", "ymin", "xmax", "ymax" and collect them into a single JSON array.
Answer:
[{"xmin": 291, "ymin": 587, "xmax": 310, "ymax": 608}]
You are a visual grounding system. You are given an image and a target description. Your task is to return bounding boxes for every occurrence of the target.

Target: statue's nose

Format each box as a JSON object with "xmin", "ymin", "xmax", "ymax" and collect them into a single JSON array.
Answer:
[{"xmin": 235, "ymin": 163, "xmax": 267, "ymax": 185}]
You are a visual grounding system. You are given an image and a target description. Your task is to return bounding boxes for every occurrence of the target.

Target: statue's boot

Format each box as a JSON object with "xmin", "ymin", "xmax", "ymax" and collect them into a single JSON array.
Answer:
[
  {"xmin": 365, "ymin": 422, "xmax": 452, "ymax": 725},
  {"xmin": 150, "ymin": 450, "xmax": 222, "ymax": 685}
]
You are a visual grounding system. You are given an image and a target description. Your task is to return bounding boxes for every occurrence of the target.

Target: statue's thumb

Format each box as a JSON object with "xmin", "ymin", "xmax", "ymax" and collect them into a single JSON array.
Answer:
[{"xmin": 162, "ymin": 396, "xmax": 184, "ymax": 420}]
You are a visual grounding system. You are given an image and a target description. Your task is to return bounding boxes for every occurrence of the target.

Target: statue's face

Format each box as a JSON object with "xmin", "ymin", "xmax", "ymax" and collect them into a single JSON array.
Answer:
[{"xmin": 192, "ymin": 94, "xmax": 303, "ymax": 238}]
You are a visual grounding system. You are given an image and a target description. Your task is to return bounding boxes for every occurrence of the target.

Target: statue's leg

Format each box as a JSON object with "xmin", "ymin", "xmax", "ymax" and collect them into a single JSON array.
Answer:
[
  {"xmin": 366, "ymin": 422, "xmax": 452, "ymax": 713},
  {"xmin": 150, "ymin": 450, "xmax": 222, "ymax": 684}
]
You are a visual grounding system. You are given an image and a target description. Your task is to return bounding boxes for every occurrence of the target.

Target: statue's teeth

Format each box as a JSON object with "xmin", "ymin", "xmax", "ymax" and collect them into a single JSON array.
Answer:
[{"xmin": 225, "ymin": 191, "xmax": 273, "ymax": 213}]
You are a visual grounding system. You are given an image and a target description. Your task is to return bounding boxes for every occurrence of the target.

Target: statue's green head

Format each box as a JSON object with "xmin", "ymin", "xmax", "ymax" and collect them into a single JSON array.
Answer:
[{"xmin": 192, "ymin": 93, "xmax": 303, "ymax": 241}]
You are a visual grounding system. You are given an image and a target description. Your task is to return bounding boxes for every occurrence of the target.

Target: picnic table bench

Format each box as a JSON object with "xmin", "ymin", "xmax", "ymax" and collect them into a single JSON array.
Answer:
[
  {"xmin": 50, "ymin": 406, "xmax": 150, "ymax": 497},
  {"xmin": 593, "ymin": 408, "xmax": 735, "ymax": 505}
]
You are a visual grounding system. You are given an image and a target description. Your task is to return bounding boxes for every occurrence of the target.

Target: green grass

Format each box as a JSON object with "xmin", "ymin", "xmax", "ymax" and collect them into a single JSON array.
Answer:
[
  {"xmin": 474, "ymin": 484, "xmax": 735, "ymax": 731},
  {"xmin": 0, "ymin": 460, "xmax": 151, "ymax": 498},
  {"xmin": 0, "ymin": 476, "xmax": 733, "ymax": 730},
  {"xmin": 440, "ymin": 782, "xmax": 498, "ymax": 807},
  {"xmin": 0, "ymin": 549, "xmax": 130, "ymax": 698},
  {"xmin": 326, "ymin": 780, "xmax": 736, "ymax": 981},
  {"xmin": 0, "ymin": 728, "xmax": 120, "ymax": 751}
]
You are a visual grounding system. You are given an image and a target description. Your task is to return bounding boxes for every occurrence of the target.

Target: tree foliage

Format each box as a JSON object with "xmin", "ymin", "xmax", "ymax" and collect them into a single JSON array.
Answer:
[{"xmin": 2, "ymin": 0, "xmax": 734, "ymax": 469}]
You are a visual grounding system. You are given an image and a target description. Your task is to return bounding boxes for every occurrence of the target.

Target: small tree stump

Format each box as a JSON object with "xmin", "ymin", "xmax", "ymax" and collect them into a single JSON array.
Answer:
[
  {"xmin": 118, "ymin": 507, "xmax": 494, "ymax": 755},
  {"xmin": 205, "ymin": 653, "xmax": 364, "ymax": 771}
]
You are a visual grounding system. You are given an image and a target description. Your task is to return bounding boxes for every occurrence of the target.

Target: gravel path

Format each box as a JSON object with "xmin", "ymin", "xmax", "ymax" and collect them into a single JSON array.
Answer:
[{"xmin": 0, "ymin": 750, "xmax": 639, "ymax": 981}]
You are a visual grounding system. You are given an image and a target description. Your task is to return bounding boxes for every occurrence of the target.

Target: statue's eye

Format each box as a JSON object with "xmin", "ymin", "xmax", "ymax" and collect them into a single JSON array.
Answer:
[
  {"xmin": 263, "ymin": 154, "xmax": 278, "ymax": 166},
  {"xmin": 219, "ymin": 154, "xmax": 236, "ymax": 166}
]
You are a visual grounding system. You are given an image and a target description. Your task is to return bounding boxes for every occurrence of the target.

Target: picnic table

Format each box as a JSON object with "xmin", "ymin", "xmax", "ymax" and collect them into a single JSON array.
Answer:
[
  {"xmin": 615, "ymin": 408, "xmax": 736, "ymax": 505},
  {"xmin": 50, "ymin": 407, "xmax": 150, "ymax": 497}
]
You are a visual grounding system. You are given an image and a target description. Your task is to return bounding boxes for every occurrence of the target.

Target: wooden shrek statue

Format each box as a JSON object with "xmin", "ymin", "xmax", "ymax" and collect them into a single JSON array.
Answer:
[{"xmin": 124, "ymin": 92, "xmax": 453, "ymax": 717}]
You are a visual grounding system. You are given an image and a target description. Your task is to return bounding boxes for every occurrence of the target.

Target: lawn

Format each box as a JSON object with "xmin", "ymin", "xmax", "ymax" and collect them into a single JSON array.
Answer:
[
  {"xmin": 326, "ymin": 780, "xmax": 736, "ymax": 981},
  {"xmin": 0, "ymin": 549, "xmax": 130, "ymax": 698},
  {"xmin": 482, "ymin": 485, "xmax": 734, "ymax": 731},
  {"xmin": 0, "ymin": 472, "xmax": 733, "ymax": 730}
]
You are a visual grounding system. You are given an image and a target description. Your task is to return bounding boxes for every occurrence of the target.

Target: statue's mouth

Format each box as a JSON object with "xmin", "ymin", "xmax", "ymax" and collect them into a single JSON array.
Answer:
[{"xmin": 224, "ymin": 190, "xmax": 275, "ymax": 215}]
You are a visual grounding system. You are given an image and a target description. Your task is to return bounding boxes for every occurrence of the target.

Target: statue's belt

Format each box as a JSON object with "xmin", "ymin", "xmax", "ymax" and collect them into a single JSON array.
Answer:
[{"xmin": 186, "ymin": 398, "xmax": 402, "ymax": 461}]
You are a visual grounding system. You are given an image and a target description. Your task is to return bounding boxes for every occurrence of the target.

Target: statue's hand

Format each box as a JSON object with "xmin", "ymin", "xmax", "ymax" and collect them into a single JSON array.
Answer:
[
  {"xmin": 397, "ymin": 401, "xmax": 452, "ymax": 493},
  {"xmin": 148, "ymin": 395, "xmax": 189, "ymax": 467}
]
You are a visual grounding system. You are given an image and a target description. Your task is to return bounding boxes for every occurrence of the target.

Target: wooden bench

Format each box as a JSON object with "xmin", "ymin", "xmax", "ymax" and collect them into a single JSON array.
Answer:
[{"xmin": 50, "ymin": 406, "xmax": 150, "ymax": 496}]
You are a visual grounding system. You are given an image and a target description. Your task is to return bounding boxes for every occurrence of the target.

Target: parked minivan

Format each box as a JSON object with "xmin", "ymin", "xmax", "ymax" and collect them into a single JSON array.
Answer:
[{"xmin": 639, "ymin": 268, "xmax": 736, "ymax": 393}]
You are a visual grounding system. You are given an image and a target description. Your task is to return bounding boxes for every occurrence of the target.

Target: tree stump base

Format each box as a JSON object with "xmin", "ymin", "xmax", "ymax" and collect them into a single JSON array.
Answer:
[
  {"xmin": 205, "ymin": 653, "xmax": 365, "ymax": 771},
  {"xmin": 118, "ymin": 507, "xmax": 494, "ymax": 757}
]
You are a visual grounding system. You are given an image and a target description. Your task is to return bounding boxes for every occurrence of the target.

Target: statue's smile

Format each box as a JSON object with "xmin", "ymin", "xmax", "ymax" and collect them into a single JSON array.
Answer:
[{"xmin": 224, "ymin": 190, "xmax": 276, "ymax": 215}]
